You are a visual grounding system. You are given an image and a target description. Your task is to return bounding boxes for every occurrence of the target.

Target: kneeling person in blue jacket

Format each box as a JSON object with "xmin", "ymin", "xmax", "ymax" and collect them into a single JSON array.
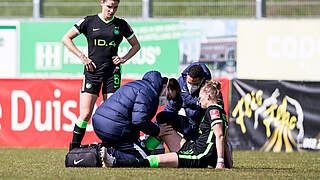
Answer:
[
  {"xmin": 92, "ymin": 71, "xmax": 180, "ymax": 161},
  {"xmin": 144, "ymin": 63, "xmax": 224, "ymax": 153}
]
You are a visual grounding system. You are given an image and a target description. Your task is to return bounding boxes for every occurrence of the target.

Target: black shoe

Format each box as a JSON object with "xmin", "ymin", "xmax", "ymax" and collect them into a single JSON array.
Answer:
[{"xmin": 69, "ymin": 142, "xmax": 80, "ymax": 151}]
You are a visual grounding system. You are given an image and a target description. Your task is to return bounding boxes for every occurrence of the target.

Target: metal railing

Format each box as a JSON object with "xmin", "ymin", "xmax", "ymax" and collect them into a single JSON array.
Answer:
[{"xmin": 0, "ymin": 0, "xmax": 320, "ymax": 18}]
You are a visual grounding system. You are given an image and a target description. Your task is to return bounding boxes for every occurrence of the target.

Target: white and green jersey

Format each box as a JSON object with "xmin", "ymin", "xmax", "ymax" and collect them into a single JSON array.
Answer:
[{"xmin": 178, "ymin": 104, "xmax": 228, "ymax": 159}]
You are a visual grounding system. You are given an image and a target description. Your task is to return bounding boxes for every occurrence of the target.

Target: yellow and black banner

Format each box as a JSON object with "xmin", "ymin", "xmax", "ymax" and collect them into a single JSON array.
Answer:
[{"xmin": 229, "ymin": 79, "xmax": 320, "ymax": 152}]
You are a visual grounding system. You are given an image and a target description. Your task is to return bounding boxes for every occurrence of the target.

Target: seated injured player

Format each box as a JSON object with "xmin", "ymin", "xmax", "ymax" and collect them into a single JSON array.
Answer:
[{"xmin": 100, "ymin": 79, "xmax": 233, "ymax": 169}]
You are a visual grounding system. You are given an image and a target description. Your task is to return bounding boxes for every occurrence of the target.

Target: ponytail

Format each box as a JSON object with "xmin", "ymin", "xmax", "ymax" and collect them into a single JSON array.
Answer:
[{"xmin": 200, "ymin": 80, "xmax": 221, "ymax": 101}]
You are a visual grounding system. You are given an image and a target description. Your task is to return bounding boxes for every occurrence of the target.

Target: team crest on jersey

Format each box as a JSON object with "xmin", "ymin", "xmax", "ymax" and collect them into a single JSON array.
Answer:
[
  {"xmin": 210, "ymin": 109, "xmax": 220, "ymax": 119},
  {"xmin": 86, "ymin": 83, "xmax": 92, "ymax": 89},
  {"xmin": 114, "ymin": 27, "xmax": 120, "ymax": 35}
]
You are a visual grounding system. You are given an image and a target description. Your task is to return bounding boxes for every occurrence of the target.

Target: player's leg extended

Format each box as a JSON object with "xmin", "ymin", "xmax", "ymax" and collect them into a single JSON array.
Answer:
[
  {"xmin": 157, "ymin": 153, "xmax": 179, "ymax": 168},
  {"xmin": 71, "ymin": 92, "xmax": 97, "ymax": 149},
  {"xmin": 110, "ymin": 152, "xmax": 179, "ymax": 168}
]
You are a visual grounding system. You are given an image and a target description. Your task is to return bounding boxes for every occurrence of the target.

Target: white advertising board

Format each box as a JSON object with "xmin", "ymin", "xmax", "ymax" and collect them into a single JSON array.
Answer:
[
  {"xmin": 0, "ymin": 20, "xmax": 18, "ymax": 77},
  {"xmin": 238, "ymin": 19, "xmax": 320, "ymax": 81}
]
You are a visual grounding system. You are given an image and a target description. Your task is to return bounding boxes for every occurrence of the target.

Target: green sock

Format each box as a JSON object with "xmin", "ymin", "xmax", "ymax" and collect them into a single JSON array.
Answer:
[
  {"xmin": 147, "ymin": 155, "xmax": 160, "ymax": 168},
  {"xmin": 144, "ymin": 136, "xmax": 161, "ymax": 151},
  {"xmin": 75, "ymin": 118, "xmax": 88, "ymax": 128},
  {"xmin": 72, "ymin": 118, "xmax": 88, "ymax": 143}
]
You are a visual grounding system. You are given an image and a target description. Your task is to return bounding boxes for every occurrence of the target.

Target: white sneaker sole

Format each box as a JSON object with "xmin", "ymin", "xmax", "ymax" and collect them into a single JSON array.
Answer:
[
  {"xmin": 100, "ymin": 146, "xmax": 107, "ymax": 167},
  {"xmin": 100, "ymin": 146, "xmax": 114, "ymax": 168}
]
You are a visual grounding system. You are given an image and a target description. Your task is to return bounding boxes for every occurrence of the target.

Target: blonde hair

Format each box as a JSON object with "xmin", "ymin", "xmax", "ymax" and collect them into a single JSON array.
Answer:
[{"xmin": 200, "ymin": 80, "xmax": 221, "ymax": 102}]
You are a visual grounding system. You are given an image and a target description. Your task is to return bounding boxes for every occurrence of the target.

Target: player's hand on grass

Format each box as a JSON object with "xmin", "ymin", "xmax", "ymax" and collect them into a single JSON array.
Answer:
[
  {"xmin": 215, "ymin": 162, "xmax": 225, "ymax": 169},
  {"xmin": 80, "ymin": 54, "xmax": 96, "ymax": 72},
  {"xmin": 158, "ymin": 123, "xmax": 174, "ymax": 137}
]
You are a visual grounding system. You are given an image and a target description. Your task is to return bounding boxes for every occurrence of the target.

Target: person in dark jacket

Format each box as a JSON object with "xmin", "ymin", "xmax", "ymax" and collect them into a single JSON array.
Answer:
[
  {"xmin": 92, "ymin": 71, "xmax": 180, "ymax": 160},
  {"xmin": 143, "ymin": 63, "xmax": 225, "ymax": 153}
]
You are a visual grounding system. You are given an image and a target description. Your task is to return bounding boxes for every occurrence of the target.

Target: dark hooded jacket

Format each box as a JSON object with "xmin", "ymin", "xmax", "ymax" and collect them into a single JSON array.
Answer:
[
  {"xmin": 92, "ymin": 71, "xmax": 163, "ymax": 143},
  {"xmin": 164, "ymin": 62, "xmax": 212, "ymax": 125}
]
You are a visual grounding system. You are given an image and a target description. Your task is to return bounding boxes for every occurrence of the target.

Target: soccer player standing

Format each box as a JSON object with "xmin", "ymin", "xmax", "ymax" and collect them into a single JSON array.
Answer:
[{"xmin": 62, "ymin": 0, "xmax": 140, "ymax": 150}]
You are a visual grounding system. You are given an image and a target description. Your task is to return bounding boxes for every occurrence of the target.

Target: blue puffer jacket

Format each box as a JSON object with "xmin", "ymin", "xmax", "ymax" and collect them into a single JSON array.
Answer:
[
  {"xmin": 164, "ymin": 62, "xmax": 211, "ymax": 125},
  {"xmin": 92, "ymin": 71, "xmax": 163, "ymax": 143}
]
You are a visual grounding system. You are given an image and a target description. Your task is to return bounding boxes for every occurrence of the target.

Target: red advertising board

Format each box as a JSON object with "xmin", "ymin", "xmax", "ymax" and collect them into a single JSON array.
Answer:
[
  {"xmin": 0, "ymin": 79, "xmax": 134, "ymax": 148},
  {"xmin": 0, "ymin": 78, "xmax": 230, "ymax": 148},
  {"xmin": 216, "ymin": 78, "xmax": 230, "ymax": 116}
]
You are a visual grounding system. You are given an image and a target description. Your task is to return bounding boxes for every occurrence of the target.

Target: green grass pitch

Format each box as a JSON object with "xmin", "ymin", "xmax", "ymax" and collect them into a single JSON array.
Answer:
[{"xmin": 0, "ymin": 148, "xmax": 319, "ymax": 179}]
